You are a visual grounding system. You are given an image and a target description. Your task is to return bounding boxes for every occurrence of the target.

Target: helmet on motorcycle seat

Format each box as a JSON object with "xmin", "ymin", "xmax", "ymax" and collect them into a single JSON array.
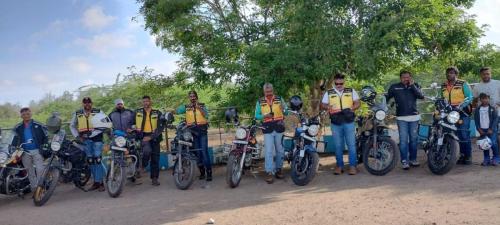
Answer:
[
  {"xmin": 289, "ymin": 95, "xmax": 303, "ymax": 111},
  {"xmin": 360, "ymin": 86, "xmax": 377, "ymax": 102},
  {"xmin": 162, "ymin": 112, "xmax": 175, "ymax": 125},
  {"xmin": 91, "ymin": 113, "xmax": 112, "ymax": 129},
  {"xmin": 46, "ymin": 112, "xmax": 62, "ymax": 134},
  {"xmin": 477, "ymin": 136, "xmax": 492, "ymax": 151}
]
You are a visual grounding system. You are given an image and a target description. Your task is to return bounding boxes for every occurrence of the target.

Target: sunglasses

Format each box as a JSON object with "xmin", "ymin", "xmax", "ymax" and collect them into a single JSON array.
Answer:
[
  {"xmin": 335, "ymin": 82, "xmax": 344, "ymax": 86},
  {"xmin": 83, "ymin": 101, "xmax": 92, "ymax": 104}
]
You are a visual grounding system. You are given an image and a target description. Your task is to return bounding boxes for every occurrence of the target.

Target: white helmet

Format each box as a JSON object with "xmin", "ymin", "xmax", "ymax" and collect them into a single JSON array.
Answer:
[
  {"xmin": 477, "ymin": 136, "xmax": 492, "ymax": 151},
  {"xmin": 88, "ymin": 113, "xmax": 112, "ymax": 138}
]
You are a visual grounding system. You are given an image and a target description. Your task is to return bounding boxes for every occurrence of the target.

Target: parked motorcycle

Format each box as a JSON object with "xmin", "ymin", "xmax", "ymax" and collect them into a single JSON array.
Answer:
[
  {"xmin": 103, "ymin": 130, "xmax": 139, "ymax": 198},
  {"xmin": 0, "ymin": 135, "xmax": 31, "ymax": 197},
  {"xmin": 170, "ymin": 120, "xmax": 199, "ymax": 190},
  {"xmin": 421, "ymin": 83, "xmax": 462, "ymax": 175},
  {"xmin": 225, "ymin": 117, "xmax": 264, "ymax": 188},
  {"xmin": 356, "ymin": 86, "xmax": 399, "ymax": 176},
  {"xmin": 285, "ymin": 95, "xmax": 324, "ymax": 186}
]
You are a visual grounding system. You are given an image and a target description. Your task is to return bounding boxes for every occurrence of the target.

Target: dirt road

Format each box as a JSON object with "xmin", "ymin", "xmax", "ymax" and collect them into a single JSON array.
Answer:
[{"xmin": 1, "ymin": 150, "xmax": 499, "ymax": 225}]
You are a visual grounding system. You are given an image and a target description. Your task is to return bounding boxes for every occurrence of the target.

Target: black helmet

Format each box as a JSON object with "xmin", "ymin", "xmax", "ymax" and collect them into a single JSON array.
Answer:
[
  {"xmin": 46, "ymin": 112, "xmax": 62, "ymax": 134},
  {"xmin": 360, "ymin": 86, "xmax": 377, "ymax": 102},
  {"xmin": 289, "ymin": 95, "xmax": 303, "ymax": 111},
  {"xmin": 225, "ymin": 107, "xmax": 239, "ymax": 125}
]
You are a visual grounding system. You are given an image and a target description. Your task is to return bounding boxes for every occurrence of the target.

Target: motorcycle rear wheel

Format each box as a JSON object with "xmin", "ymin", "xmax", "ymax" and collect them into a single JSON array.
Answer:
[{"xmin": 33, "ymin": 167, "xmax": 60, "ymax": 207}]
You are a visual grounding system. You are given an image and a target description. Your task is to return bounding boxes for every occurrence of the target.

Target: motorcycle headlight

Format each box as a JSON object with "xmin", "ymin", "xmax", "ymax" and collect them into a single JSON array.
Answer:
[
  {"xmin": 183, "ymin": 131, "xmax": 193, "ymax": 141},
  {"xmin": 114, "ymin": 136, "xmax": 127, "ymax": 147},
  {"xmin": 375, "ymin": 110, "xmax": 386, "ymax": 121},
  {"xmin": 51, "ymin": 142, "xmax": 61, "ymax": 151},
  {"xmin": 447, "ymin": 111, "xmax": 460, "ymax": 124},
  {"xmin": 0, "ymin": 152, "xmax": 8, "ymax": 164},
  {"xmin": 307, "ymin": 124, "xmax": 320, "ymax": 137},
  {"xmin": 235, "ymin": 128, "xmax": 247, "ymax": 140}
]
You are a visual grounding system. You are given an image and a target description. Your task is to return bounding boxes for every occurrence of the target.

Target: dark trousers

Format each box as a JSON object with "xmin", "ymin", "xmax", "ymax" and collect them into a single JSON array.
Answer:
[
  {"xmin": 457, "ymin": 115, "xmax": 472, "ymax": 158},
  {"xmin": 193, "ymin": 132, "xmax": 211, "ymax": 170},
  {"xmin": 141, "ymin": 139, "xmax": 160, "ymax": 179}
]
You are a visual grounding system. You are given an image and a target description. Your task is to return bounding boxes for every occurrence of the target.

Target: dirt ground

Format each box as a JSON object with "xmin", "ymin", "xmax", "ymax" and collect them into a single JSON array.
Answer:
[{"xmin": 0, "ymin": 149, "xmax": 499, "ymax": 225}]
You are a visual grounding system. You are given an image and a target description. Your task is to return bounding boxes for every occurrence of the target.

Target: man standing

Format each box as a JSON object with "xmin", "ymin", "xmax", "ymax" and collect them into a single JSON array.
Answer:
[
  {"xmin": 176, "ymin": 91, "xmax": 213, "ymax": 181},
  {"xmin": 441, "ymin": 66, "xmax": 473, "ymax": 165},
  {"xmin": 109, "ymin": 99, "xmax": 135, "ymax": 133},
  {"xmin": 386, "ymin": 71, "xmax": 424, "ymax": 170},
  {"xmin": 12, "ymin": 107, "xmax": 48, "ymax": 192},
  {"xmin": 70, "ymin": 97, "xmax": 106, "ymax": 191},
  {"xmin": 472, "ymin": 67, "xmax": 500, "ymax": 111},
  {"xmin": 135, "ymin": 96, "xmax": 163, "ymax": 186},
  {"xmin": 322, "ymin": 73, "xmax": 361, "ymax": 175},
  {"xmin": 255, "ymin": 83, "xmax": 288, "ymax": 184}
]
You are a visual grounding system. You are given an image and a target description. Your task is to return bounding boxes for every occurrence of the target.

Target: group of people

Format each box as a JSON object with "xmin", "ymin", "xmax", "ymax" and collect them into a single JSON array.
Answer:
[{"xmin": 9, "ymin": 66, "xmax": 499, "ymax": 194}]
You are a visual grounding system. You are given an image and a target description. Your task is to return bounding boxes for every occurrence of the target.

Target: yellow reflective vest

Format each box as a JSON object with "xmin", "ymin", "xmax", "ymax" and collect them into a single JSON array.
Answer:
[
  {"xmin": 185, "ymin": 103, "xmax": 208, "ymax": 126},
  {"xmin": 135, "ymin": 108, "xmax": 160, "ymax": 132},
  {"xmin": 328, "ymin": 88, "xmax": 354, "ymax": 114},
  {"xmin": 441, "ymin": 79, "xmax": 466, "ymax": 106},
  {"xmin": 75, "ymin": 108, "xmax": 100, "ymax": 133},
  {"xmin": 260, "ymin": 96, "xmax": 285, "ymax": 123}
]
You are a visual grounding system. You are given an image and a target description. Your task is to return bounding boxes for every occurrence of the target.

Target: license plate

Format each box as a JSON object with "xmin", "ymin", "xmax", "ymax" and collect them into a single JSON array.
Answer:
[
  {"xmin": 111, "ymin": 146, "xmax": 127, "ymax": 151},
  {"xmin": 233, "ymin": 140, "xmax": 248, "ymax": 145},
  {"xmin": 437, "ymin": 137, "xmax": 444, "ymax": 146},
  {"xmin": 178, "ymin": 140, "xmax": 193, "ymax": 147},
  {"xmin": 299, "ymin": 149, "xmax": 305, "ymax": 157}
]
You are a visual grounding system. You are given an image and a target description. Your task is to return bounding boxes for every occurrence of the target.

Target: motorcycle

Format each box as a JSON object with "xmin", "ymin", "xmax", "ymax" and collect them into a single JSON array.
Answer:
[
  {"xmin": 0, "ymin": 135, "xmax": 31, "ymax": 197},
  {"xmin": 170, "ymin": 121, "xmax": 198, "ymax": 190},
  {"xmin": 421, "ymin": 83, "xmax": 462, "ymax": 175},
  {"xmin": 103, "ymin": 130, "xmax": 139, "ymax": 198},
  {"xmin": 356, "ymin": 86, "xmax": 399, "ymax": 176},
  {"xmin": 33, "ymin": 129, "xmax": 91, "ymax": 206},
  {"xmin": 225, "ymin": 119, "xmax": 264, "ymax": 188},
  {"xmin": 285, "ymin": 109, "xmax": 324, "ymax": 186}
]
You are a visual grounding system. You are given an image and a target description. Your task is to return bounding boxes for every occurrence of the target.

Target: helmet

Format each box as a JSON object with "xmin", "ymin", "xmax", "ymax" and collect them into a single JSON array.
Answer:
[
  {"xmin": 289, "ymin": 95, "xmax": 303, "ymax": 111},
  {"xmin": 162, "ymin": 112, "xmax": 175, "ymax": 124},
  {"xmin": 224, "ymin": 107, "xmax": 239, "ymax": 125},
  {"xmin": 89, "ymin": 113, "xmax": 112, "ymax": 138},
  {"xmin": 46, "ymin": 112, "xmax": 62, "ymax": 134},
  {"xmin": 477, "ymin": 136, "xmax": 492, "ymax": 151},
  {"xmin": 360, "ymin": 86, "xmax": 377, "ymax": 102}
]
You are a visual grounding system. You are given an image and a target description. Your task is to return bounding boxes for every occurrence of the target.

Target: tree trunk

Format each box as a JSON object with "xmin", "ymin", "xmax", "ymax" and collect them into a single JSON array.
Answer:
[{"xmin": 309, "ymin": 78, "xmax": 334, "ymax": 115}]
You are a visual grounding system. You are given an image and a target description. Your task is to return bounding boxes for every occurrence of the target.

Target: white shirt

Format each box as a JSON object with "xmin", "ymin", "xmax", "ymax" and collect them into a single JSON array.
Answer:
[
  {"xmin": 473, "ymin": 79, "xmax": 500, "ymax": 115},
  {"xmin": 321, "ymin": 88, "xmax": 360, "ymax": 105},
  {"xmin": 479, "ymin": 106, "xmax": 490, "ymax": 129}
]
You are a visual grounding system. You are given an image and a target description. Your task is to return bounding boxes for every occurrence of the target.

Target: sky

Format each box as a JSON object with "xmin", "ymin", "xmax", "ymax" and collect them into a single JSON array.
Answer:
[{"xmin": 1, "ymin": 0, "xmax": 500, "ymax": 106}]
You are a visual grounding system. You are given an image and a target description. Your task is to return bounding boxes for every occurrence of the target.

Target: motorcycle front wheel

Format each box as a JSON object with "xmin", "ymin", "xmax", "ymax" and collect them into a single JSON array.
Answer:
[
  {"xmin": 226, "ymin": 152, "xmax": 243, "ymax": 188},
  {"xmin": 291, "ymin": 151, "xmax": 319, "ymax": 186},
  {"xmin": 428, "ymin": 136, "xmax": 459, "ymax": 175},
  {"xmin": 33, "ymin": 167, "xmax": 60, "ymax": 207},
  {"xmin": 106, "ymin": 160, "xmax": 126, "ymax": 198},
  {"xmin": 173, "ymin": 156, "xmax": 196, "ymax": 190},
  {"xmin": 362, "ymin": 136, "xmax": 399, "ymax": 176},
  {"xmin": 75, "ymin": 164, "xmax": 91, "ymax": 187}
]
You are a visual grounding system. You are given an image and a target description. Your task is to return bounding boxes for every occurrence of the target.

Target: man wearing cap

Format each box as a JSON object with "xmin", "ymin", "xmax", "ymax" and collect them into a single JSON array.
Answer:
[
  {"xmin": 109, "ymin": 99, "xmax": 135, "ymax": 133},
  {"xmin": 70, "ymin": 97, "xmax": 106, "ymax": 191},
  {"xmin": 12, "ymin": 107, "xmax": 48, "ymax": 192}
]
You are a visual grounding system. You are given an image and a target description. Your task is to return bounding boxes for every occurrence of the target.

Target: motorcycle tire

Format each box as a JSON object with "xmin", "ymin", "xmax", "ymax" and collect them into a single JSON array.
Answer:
[
  {"xmin": 33, "ymin": 167, "xmax": 60, "ymax": 207},
  {"xmin": 106, "ymin": 162, "xmax": 126, "ymax": 198},
  {"xmin": 173, "ymin": 157, "xmax": 196, "ymax": 190},
  {"xmin": 76, "ymin": 165, "xmax": 91, "ymax": 187},
  {"xmin": 428, "ymin": 136, "xmax": 459, "ymax": 175},
  {"xmin": 291, "ymin": 151, "xmax": 319, "ymax": 186},
  {"xmin": 362, "ymin": 136, "xmax": 399, "ymax": 176},
  {"xmin": 226, "ymin": 152, "xmax": 243, "ymax": 188}
]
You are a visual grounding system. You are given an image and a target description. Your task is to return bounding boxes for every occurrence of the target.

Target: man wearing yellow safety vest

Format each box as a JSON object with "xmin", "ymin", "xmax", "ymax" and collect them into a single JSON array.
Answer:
[
  {"xmin": 176, "ymin": 91, "xmax": 212, "ymax": 181},
  {"xmin": 135, "ymin": 96, "xmax": 163, "ymax": 186},
  {"xmin": 70, "ymin": 97, "xmax": 106, "ymax": 191},
  {"xmin": 441, "ymin": 66, "xmax": 474, "ymax": 165},
  {"xmin": 321, "ymin": 73, "xmax": 361, "ymax": 175},
  {"xmin": 254, "ymin": 83, "xmax": 289, "ymax": 184}
]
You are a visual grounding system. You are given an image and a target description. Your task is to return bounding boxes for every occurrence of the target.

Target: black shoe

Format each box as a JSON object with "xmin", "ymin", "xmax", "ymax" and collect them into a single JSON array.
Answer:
[
  {"xmin": 152, "ymin": 178, "xmax": 160, "ymax": 186},
  {"xmin": 206, "ymin": 169, "xmax": 213, "ymax": 182},
  {"xmin": 464, "ymin": 157, "xmax": 472, "ymax": 165},
  {"xmin": 275, "ymin": 169, "xmax": 284, "ymax": 179},
  {"xmin": 457, "ymin": 156, "xmax": 465, "ymax": 165},
  {"xmin": 87, "ymin": 182, "xmax": 100, "ymax": 191},
  {"xmin": 198, "ymin": 166, "xmax": 206, "ymax": 180}
]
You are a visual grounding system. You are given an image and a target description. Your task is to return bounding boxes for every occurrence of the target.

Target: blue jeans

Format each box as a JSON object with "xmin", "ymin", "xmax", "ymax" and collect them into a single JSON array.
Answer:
[
  {"xmin": 457, "ymin": 115, "xmax": 472, "ymax": 158},
  {"xmin": 264, "ymin": 131, "xmax": 284, "ymax": 174},
  {"xmin": 479, "ymin": 128, "xmax": 499, "ymax": 162},
  {"xmin": 84, "ymin": 140, "xmax": 104, "ymax": 183},
  {"xmin": 194, "ymin": 132, "xmax": 211, "ymax": 169},
  {"xmin": 331, "ymin": 122, "xmax": 357, "ymax": 168},
  {"xmin": 397, "ymin": 120, "xmax": 419, "ymax": 162}
]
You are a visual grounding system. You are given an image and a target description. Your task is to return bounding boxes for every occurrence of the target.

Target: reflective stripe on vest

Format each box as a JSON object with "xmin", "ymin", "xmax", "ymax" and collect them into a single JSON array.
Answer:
[
  {"xmin": 135, "ymin": 109, "xmax": 158, "ymax": 132},
  {"xmin": 76, "ymin": 109, "xmax": 100, "ymax": 132},
  {"xmin": 328, "ymin": 88, "xmax": 354, "ymax": 114},
  {"xmin": 260, "ymin": 96, "xmax": 284, "ymax": 123},
  {"xmin": 186, "ymin": 104, "xmax": 208, "ymax": 126},
  {"xmin": 442, "ymin": 80, "xmax": 466, "ymax": 106}
]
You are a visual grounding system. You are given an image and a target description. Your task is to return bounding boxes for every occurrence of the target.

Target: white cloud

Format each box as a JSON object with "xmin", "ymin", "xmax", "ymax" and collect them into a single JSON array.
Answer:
[
  {"xmin": 0, "ymin": 79, "xmax": 15, "ymax": 86},
  {"xmin": 81, "ymin": 6, "xmax": 116, "ymax": 31},
  {"xmin": 67, "ymin": 57, "xmax": 92, "ymax": 73},
  {"xmin": 468, "ymin": 0, "xmax": 500, "ymax": 45},
  {"xmin": 74, "ymin": 33, "xmax": 134, "ymax": 57}
]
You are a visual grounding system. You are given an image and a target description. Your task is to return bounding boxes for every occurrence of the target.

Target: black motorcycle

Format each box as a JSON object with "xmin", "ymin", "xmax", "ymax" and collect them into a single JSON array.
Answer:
[
  {"xmin": 356, "ymin": 87, "xmax": 399, "ymax": 176},
  {"xmin": 421, "ymin": 84, "xmax": 462, "ymax": 175},
  {"xmin": 170, "ymin": 121, "xmax": 199, "ymax": 190},
  {"xmin": 0, "ymin": 134, "xmax": 31, "ymax": 197},
  {"xmin": 33, "ymin": 130, "xmax": 90, "ymax": 206}
]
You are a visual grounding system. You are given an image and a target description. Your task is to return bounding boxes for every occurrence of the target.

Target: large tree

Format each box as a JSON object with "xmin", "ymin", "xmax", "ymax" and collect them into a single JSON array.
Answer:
[{"xmin": 139, "ymin": 0, "xmax": 482, "ymax": 113}]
